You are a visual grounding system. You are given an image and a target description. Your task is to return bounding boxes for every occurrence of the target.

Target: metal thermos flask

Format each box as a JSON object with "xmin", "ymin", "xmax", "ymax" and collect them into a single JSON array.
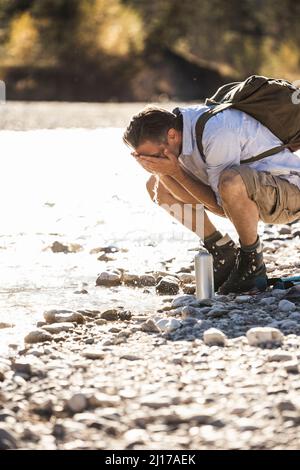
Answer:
[{"xmin": 194, "ymin": 248, "xmax": 214, "ymax": 300}]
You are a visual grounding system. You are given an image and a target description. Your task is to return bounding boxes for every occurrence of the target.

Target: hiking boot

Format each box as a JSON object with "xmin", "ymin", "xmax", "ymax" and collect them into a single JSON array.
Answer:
[
  {"xmin": 218, "ymin": 238, "xmax": 268, "ymax": 295},
  {"xmin": 204, "ymin": 232, "xmax": 238, "ymax": 291}
]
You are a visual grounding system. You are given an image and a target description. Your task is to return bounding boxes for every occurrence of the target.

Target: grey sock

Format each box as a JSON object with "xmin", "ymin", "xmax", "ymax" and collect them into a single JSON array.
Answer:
[{"xmin": 240, "ymin": 236, "xmax": 262, "ymax": 253}]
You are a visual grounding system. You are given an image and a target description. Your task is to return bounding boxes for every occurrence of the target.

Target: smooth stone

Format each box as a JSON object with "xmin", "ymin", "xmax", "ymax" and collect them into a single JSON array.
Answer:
[
  {"xmin": 207, "ymin": 308, "xmax": 230, "ymax": 318},
  {"xmin": 235, "ymin": 295, "xmax": 252, "ymax": 303},
  {"xmin": 171, "ymin": 295, "xmax": 195, "ymax": 309},
  {"xmin": 94, "ymin": 318, "xmax": 107, "ymax": 326},
  {"xmin": 155, "ymin": 318, "xmax": 169, "ymax": 331},
  {"xmin": 203, "ymin": 328, "xmax": 227, "ymax": 346},
  {"xmin": 44, "ymin": 310, "xmax": 85, "ymax": 324},
  {"xmin": 267, "ymin": 352, "xmax": 294, "ymax": 362},
  {"xmin": 81, "ymin": 350, "xmax": 105, "ymax": 360},
  {"xmin": 67, "ymin": 394, "xmax": 88, "ymax": 413},
  {"xmin": 166, "ymin": 318, "xmax": 182, "ymax": 332},
  {"xmin": 24, "ymin": 329, "xmax": 53, "ymax": 344},
  {"xmin": 96, "ymin": 270, "xmax": 122, "ymax": 287},
  {"xmin": 120, "ymin": 354, "xmax": 142, "ymax": 361},
  {"xmin": 246, "ymin": 327, "xmax": 284, "ymax": 346},
  {"xmin": 278, "ymin": 300, "xmax": 296, "ymax": 312},
  {"xmin": 181, "ymin": 306, "xmax": 210, "ymax": 319},
  {"xmin": 42, "ymin": 322, "xmax": 75, "ymax": 334},
  {"xmin": 280, "ymin": 320, "xmax": 298, "ymax": 330}
]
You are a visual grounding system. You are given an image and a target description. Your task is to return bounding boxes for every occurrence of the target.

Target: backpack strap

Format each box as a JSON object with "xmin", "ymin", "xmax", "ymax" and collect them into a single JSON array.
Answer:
[
  {"xmin": 196, "ymin": 104, "xmax": 290, "ymax": 164},
  {"xmin": 241, "ymin": 144, "xmax": 290, "ymax": 164},
  {"xmin": 195, "ymin": 103, "xmax": 233, "ymax": 160}
]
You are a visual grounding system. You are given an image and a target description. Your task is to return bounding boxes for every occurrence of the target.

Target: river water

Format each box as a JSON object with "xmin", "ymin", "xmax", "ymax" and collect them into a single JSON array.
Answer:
[{"xmin": 0, "ymin": 101, "xmax": 235, "ymax": 354}]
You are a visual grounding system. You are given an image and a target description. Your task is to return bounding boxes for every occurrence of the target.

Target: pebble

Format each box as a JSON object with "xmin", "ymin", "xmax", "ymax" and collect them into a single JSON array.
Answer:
[
  {"xmin": 155, "ymin": 276, "xmax": 179, "ymax": 295},
  {"xmin": 81, "ymin": 350, "xmax": 105, "ymax": 360},
  {"xmin": 100, "ymin": 309, "xmax": 119, "ymax": 321},
  {"xmin": 94, "ymin": 318, "xmax": 107, "ymax": 326},
  {"xmin": 171, "ymin": 295, "xmax": 195, "ymax": 309},
  {"xmin": 24, "ymin": 329, "xmax": 53, "ymax": 344},
  {"xmin": 96, "ymin": 270, "xmax": 122, "ymax": 287},
  {"xmin": 278, "ymin": 300, "xmax": 296, "ymax": 313},
  {"xmin": 235, "ymin": 295, "xmax": 252, "ymax": 303},
  {"xmin": 138, "ymin": 275, "xmax": 156, "ymax": 286},
  {"xmin": 284, "ymin": 361, "xmax": 299, "ymax": 374},
  {"xmin": 141, "ymin": 318, "xmax": 161, "ymax": 333},
  {"xmin": 67, "ymin": 394, "xmax": 88, "ymax": 413},
  {"xmin": 203, "ymin": 328, "xmax": 227, "ymax": 346},
  {"xmin": 207, "ymin": 308, "xmax": 230, "ymax": 318},
  {"xmin": 246, "ymin": 327, "xmax": 284, "ymax": 346},
  {"xmin": 267, "ymin": 352, "xmax": 294, "ymax": 362},
  {"xmin": 44, "ymin": 310, "xmax": 85, "ymax": 324},
  {"xmin": 120, "ymin": 354, "xmax": 142, "ymax": 361}
]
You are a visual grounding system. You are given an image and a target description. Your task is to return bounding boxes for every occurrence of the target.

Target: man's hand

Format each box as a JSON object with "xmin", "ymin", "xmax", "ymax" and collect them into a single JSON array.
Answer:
[{"xmin": 132, "ymin": 149, "xmax": 183, "ymax": 178}]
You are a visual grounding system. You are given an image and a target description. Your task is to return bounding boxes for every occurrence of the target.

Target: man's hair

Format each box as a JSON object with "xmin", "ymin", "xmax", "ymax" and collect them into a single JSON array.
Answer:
[{"xmin": 123, "ymin": 106, "xmax": 182, "ymax": 148}]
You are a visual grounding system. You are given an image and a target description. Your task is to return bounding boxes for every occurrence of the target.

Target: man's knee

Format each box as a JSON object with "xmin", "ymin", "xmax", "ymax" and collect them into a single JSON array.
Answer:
[
  {"xmin": 146, "ymin": 175, "xmax": 156, "ymax": 200},
  {"xmin": 146, "ymin": 175, "xmax": 165, "ymax": 203},
  {"xmin": 218, "ymin": 169, "xmax": 246, "ymax": 200}
]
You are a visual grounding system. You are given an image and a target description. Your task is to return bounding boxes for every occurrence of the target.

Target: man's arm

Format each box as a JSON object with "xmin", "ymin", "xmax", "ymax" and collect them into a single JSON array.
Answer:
[{"xmin": 169, "ymin": 170, "xmax": 225, "ymax": 216}]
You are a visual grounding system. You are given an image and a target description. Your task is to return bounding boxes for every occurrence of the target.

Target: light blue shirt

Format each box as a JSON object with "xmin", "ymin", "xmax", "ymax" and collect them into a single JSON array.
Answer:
[{"xmin": 178, "ymin": 105, "xmax": 300, "ymax": 205}]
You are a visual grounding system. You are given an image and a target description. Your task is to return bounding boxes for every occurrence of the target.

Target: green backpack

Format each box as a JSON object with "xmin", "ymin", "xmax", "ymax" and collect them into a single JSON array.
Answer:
[{"xmin": 195, "ymin": 75, "xmax": 300, "ymax": 164}]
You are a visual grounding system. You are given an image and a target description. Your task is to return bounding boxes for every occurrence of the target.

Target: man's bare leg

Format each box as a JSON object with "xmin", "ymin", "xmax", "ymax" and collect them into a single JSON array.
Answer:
[
  {"xmin": 218, "ymin": 170, "xmax": 259, "ymax": 245},
  {"xmin": 146, "ymin": 175, "xmax": 218, "ymax": 239}
]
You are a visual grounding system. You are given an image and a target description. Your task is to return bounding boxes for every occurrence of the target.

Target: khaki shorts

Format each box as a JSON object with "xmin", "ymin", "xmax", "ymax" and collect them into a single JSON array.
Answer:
[{"xmin": 231, "ymin": 165, "xmax": 300, "ymax": 224}]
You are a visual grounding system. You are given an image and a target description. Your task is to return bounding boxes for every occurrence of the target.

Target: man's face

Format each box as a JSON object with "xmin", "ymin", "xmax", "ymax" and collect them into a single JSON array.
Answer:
[{"xmin": 135, "ymin": 128, "xmax": 182, "ymax": 158}]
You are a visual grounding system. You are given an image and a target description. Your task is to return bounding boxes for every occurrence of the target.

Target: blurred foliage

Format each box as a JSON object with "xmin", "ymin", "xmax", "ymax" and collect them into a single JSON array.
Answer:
[{"xmin": 0, "ymin": 0, "xmax": 299, "ymax": 96}]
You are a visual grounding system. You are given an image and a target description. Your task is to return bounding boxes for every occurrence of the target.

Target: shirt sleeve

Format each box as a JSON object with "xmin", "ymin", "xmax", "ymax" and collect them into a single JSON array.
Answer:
[{"xmin": 202, "ymin": 125, "xmax": 242, "ymax": 205}]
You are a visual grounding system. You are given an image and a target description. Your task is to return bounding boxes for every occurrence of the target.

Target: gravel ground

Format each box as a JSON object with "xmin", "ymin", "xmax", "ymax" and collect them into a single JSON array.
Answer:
[{"xmin": 1, "ymin": 222, "xmax": 300, "ymax": 450}]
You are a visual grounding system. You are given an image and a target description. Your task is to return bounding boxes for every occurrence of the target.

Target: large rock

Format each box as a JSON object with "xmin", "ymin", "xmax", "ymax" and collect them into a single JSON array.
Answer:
[{"xmin": 246, "ymin": 327, "xmax": 284, "ymax": 346}]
